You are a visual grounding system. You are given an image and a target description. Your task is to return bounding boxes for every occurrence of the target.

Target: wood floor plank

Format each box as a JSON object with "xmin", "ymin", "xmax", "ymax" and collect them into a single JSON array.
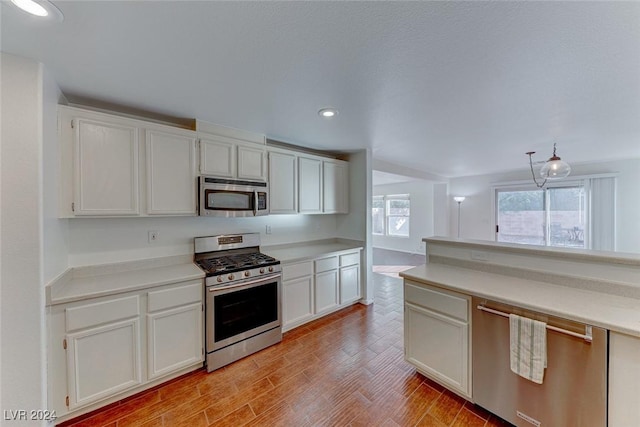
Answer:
[
  {"xmin": 248, "ymin": 372, "xmax": 311, "ymax": 416},
  {"xmin": 451, "ymin": 408, "xmax": 488, "ymax": 427},
  {"xmin": 427, "ymin": 390, "xmax": 467, "ymax": 426},
  {"xmin": 116, "ymin": 387, "xmax": 200, "ymax": 427},
  {"xmin": 68, "ymin": 390, "xmax": 161, "ymax": 427},
  {"xmin": 391, "ymin": 382, "xmax": 442, "ymax": 426}
]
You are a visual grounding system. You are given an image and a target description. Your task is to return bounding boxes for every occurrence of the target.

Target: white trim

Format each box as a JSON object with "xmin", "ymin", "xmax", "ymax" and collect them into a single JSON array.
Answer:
[{"xmin": 491, "ymin": 172, "xmax": 619, "ymax": 188}]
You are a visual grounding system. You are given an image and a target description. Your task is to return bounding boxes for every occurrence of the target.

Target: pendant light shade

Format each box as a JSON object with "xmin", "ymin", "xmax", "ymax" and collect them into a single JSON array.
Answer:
[
  {"xmin": 526, "ymin": 143, "xmax": 571, "ymax": 188},
  {"xmin": 539, "ymin": 155, "xmax": 571, "ymax": 180}
]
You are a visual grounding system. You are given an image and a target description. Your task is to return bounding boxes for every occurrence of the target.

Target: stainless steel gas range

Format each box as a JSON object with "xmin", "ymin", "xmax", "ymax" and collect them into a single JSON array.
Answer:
[{"xmin": 194, "ymin": 233, "xmax": 282, "ymax": 372}]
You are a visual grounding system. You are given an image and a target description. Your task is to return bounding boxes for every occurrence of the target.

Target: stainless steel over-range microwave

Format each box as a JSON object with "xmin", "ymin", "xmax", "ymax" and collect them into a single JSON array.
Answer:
[{"xmin": 198, "ymin": 176, "xmax": 268, "ymax": 217}]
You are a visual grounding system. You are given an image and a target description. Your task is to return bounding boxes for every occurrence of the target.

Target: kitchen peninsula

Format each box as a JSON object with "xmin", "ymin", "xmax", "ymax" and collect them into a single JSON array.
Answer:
[{"xmin": 400, "ymin": 237, "xmax": 640, "ymax": 426}]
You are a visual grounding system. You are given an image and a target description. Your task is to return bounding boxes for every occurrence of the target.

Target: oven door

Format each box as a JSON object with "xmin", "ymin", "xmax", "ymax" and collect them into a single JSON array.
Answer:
[{"xmin": 206, "ymin": 273, "xmax": 281, "ymax": 351}]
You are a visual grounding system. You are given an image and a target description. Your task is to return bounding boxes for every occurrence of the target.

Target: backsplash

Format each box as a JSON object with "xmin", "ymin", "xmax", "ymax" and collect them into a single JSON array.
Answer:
[{"xmin": 68, "ymin": 214, "xmax": 338, "ymax": 266}]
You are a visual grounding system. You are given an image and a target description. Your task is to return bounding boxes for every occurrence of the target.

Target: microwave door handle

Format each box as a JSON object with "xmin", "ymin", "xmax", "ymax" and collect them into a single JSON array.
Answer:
[{"xmin": 253, "ymin": 191, "xmax": 258, "ymax": 216}]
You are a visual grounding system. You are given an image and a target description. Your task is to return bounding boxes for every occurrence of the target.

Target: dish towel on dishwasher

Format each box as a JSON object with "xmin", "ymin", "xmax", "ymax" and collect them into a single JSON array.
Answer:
[{"xmin": 509, "ymin": 313, "xmax": 547, "ymax": 384}]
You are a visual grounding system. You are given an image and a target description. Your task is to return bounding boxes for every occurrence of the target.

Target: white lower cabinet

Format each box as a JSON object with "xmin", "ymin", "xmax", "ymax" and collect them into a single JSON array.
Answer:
[
  {"xmin": 404, "ymin": 280, "xmax": 471, "ymax": 399},
  {"xmin": 282, "ymin": 261, "xmax": 314, "ymax": 328},
  {"xmin": 282, "ymin": 249, "xmax": 362, "ymax": 332},
  {"xmin": 609, "ymin": 332, "xmax": 640, "ymax": 426},
  {"xmin": 66, "ymin": 318, "xmax": 142, "ymax": 409},
  {"xmin": 49, "ymin": 280, "xmax": 204, "ymax": 421},
  {"xmin": 146, "ymin": 282, "xmax": 203, "ymax": 380},
  {"xmin": 283, "ymin": 276, "xmax": 314, "ymax": 327},
  {"xmin": 315, "ymin": 270, "xmax": 339, "ymax": 314}
]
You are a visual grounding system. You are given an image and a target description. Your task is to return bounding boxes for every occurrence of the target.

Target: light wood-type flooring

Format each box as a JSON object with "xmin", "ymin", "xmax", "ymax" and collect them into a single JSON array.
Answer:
[{"xmin": 62, "ymin": 273, "xmax": 513, "ymax": 427}]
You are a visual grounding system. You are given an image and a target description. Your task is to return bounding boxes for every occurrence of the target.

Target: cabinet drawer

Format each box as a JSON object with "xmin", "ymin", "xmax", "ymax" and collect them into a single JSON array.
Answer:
[
  {"xmin": 339, "ymin": 252, "xmax": 360, "ymax": 267},
  {"xmin": 404, "ymin": 281, "xmax": 468, "ymax": 322},
  {"xmin": 315, "ymin": 256, "xmax": 338, "ymax": 273},
  {"xmin": 66, "ymin": 295, "xmax": 140, "ymax": 332},
  {"xmin": 283, "ymin": 261, "xmax": 313, "ymax": 281},
  {"xmin": 148, "ymin": 281, "xmax": 202, "ymax": 312}
]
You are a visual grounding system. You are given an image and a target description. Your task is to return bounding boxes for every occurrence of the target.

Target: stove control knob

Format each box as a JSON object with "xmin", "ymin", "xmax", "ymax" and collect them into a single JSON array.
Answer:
[
  {"xmin": 244, "ymin": 271, "xmax": 250, "ymax": 277},
  {"xmin": 228, "ymin": 274, "xmax": 234, "ymax": 281},
  {"xmin": 259, "ymin": 268, "xmax": 265, "ymax": 274},
  {"xmin": 268, "ymin": 266, "xmax": 274, "ymax": 272},
  {"xmin": 217, "ymin": 276, "xmax": 223, "ymax": 283}
]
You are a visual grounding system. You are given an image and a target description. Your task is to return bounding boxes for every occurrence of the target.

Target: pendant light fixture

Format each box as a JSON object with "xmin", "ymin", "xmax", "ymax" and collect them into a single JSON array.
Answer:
[{"xmin": 526, "ymin": 143, "xmax": 571, "ymax": 188}]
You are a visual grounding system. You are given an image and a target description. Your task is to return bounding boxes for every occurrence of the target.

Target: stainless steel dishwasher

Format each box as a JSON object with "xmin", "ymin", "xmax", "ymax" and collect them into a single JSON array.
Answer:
[{"xmin": 472, "ymin": 297, "xmax": 607, "ymax": 427}]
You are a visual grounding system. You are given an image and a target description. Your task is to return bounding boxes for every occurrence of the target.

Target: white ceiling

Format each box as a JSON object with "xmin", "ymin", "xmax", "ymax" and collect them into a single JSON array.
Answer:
[{"xmin": 2, "ymin": 1, "xmax": 639, "ymax": 178}]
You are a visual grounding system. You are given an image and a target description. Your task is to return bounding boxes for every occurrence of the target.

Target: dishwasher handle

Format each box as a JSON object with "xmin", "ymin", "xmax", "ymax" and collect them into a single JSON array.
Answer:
[{"xmin": 476, "ymin": 305, "xmax": 593, "ymax": 343}]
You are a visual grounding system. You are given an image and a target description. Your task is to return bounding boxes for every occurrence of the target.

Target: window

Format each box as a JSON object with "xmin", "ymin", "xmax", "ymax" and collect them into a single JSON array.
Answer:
[
  {"xmin": 496, "ymin": 185, "xmax": 586, "ymax": 248},
  {"xmin": 372, "ymin": 196, "xmax": 385, "ymax": 235},
  {"xmin": 372, "ymin": 194, "xmax": 410, "ymax": 237}
]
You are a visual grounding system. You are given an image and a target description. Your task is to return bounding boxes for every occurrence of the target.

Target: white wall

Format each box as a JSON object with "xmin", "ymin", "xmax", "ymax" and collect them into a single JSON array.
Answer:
[
  {"xmin": 336, "ymin": 150, "xmax": 372, "ymax": 303},
  {"xmin": 43, "ymin": 69, "xmax": 69, "ymax": 282},
  {"xmin": 448, "ymin": 158, "xmax": 640, "ymax": 253},
  {"xmin": 372, "ymin": 180, "xmax": 435, "ymax": 254},
  {"xmin": 1, "ymin": 53, "xmax": 49, "ymax": 425},
  {"xmin": 433, "ymin": 183, "xmax": 449, "ymax": 236},
  {"xmin": 68, "ymin": 214, "xmax": 338, "ymax": 266}
]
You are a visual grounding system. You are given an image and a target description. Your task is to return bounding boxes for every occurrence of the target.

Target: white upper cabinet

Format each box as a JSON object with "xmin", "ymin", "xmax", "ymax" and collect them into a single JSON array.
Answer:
[
  {"xmin": 146, "ymin": 129, "xmax": 197, "ymax": 215},
  {"xmin": 199, "ymin": 136, "xmax": 236, "ymax": 178},
  {"xmin": 73, "ymin": 117, "xmax": 140, "ymax": 216},
  {"xmin": 268, "ymin": 151, "xmax": 297, "ymax": 214},
  {"xmin": 59, "ymin": 106, "xmax": 198, "ymax": 217},
  {"xmin": 268, "ymin": 146, "xmax": 350, "ymax": 215},
  {"xmin": 238, "ymin": 143, "xmax": 267, "ymax": 181},
  {"xmin": 196, "ymin": 120, "xmax": 266, "ymax": 181},
  {"xmin": 298, "ymin": 156, "xmax": 323, "ymax": 214},
  {"xmin": 323, "ymin": 160, "xmax": 349, "ymax": 214}
]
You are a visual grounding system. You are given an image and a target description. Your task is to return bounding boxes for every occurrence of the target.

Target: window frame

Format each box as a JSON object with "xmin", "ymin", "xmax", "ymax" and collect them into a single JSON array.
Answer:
[
  {"xmin": 492, "ymin": 179, "xmax": 590, "ymax": 249},
  {"xmin": 372, "ymin": 194, "xmax": 410, "ymax": 238},
  {"xmin": 372, "ymin": 195, "xmax": 385, "ymax": 236}
]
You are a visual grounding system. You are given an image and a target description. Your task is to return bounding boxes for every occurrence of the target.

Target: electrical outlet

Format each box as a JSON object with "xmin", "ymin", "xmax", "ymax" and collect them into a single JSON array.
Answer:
[
  {"xmin": 471, "ymin": 250, "xmax": 489, "ymax": 261},
  {"xmin": 265, "ymin": 225, "xmax": 272, "ymax": 235},
  {"xmin": 148, "ymin": 230, "xmax": 159, "ymax": 243}
]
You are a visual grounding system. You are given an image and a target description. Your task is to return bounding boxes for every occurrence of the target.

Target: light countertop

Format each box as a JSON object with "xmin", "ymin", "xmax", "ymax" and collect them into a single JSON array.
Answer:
[
  {"xmin": 263, "ymin": 239, "xmax": 363, "ymax": 263},
  {"xmin": 400, "ymin": 263, "xmax": 640, "ymax": 337},
  {"xmin": 47, "ymin": 256, "xmax": 205, "ymax": 306}
]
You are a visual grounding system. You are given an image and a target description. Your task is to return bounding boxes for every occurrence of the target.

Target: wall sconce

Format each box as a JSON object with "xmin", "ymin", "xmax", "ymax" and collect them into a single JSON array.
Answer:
[
  {"xmin": 454, "ymin": 196, "xmax": 465, "ymax": 238},
  {"xmin": 526, "ymin": 143, "xmax": 571, "ymax": 188}
]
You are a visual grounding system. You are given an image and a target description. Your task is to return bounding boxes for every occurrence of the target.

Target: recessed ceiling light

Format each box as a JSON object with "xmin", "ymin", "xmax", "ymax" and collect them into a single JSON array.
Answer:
[
  {"xmin": 10, "ymin": 0, "xmax": 63, "ymax": 21},
  {"xmin": 318, "ymin": 108, "xmax": 338, "ymax": 118}
]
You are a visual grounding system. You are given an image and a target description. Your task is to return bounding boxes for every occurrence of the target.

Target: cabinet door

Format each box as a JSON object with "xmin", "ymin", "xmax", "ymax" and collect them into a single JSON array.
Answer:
[
  {"xmin": 200, "ymin": 137, "xmax": 236, "ymax": 177},
  {"xmin": 405, "ymin": 302, "xmax": 470, "ymax": 397},
  {"xmin": 283, "ymin": 276, "xmax": 313, "ymax": 329},
  {"xmin": 323, "ymin": 161, "xmax": 349, "ymax": 213},
  {"xmin": 339, "ymin": 264, "xmax": 360, "ymax": 304},
  {"xmin": 238, "ymin": 144, "xmax": 267, "ymax": 181},
  {"xmin": 147, "ymin": 303, "xmax": 203, "ymax": 380},
  {"xmin": 73, "ymin": 118, "xmax": 139, "ymax": 215},
  {"xmin": 66, "ymin": 318, "xmax": 142, "ymax": 409},
  {"xmin": 146, "ymin": 129, "xmax": 197, "ymax": 215},
  {"xmin": 298, "ymin": 157, "xmax": 322, "ymax": 213},
  {"xmin": 269, "ymin": 152, "xmax": 297, "ymax": 214},
  {"xmin": 315, "ymin": 270, "xmax": 339, "ymax": 314}
]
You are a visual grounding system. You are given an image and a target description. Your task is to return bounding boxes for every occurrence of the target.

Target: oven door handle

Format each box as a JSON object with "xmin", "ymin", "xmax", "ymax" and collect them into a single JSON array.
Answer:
[{"xmin": 208, "ymin": 273, "xmax": 281, "ymax": 292}]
